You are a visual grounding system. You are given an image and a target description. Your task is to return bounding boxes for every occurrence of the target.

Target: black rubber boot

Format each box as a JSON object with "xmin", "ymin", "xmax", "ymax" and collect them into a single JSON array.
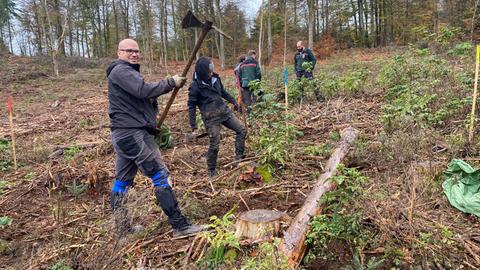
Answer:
[{"xmin": 154, "ymin": 186, "xmax": 190, "ymax": 230}]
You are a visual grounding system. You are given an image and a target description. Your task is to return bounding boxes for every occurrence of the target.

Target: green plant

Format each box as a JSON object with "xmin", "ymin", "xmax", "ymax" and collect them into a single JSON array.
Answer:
[
  {"xmin": 303, "ymin": 143, "xmax": 333, "ymax": 157},
  {"xmin": 63, "ymin": 146, "xmax": 81, "ymax": 162},
  {"xmin": 0, "ymin": 138, "xmax": 12, "ymax": 171},
  {"xmin": 66, "ymin": 179, "xmax": 88, "ymax": 197},
  {"xmin": 302, "ymin": 61, "xmax": 314, "ymax": 72},
  {"xmin": 342, "ymin": 250, "xmax": 385, "ymax": 270},
  {"xmin": 0, "ymin": 216, "xmax": 12, "ymax": 229},
  {"xmin": 0, "ymin": 138, "xmax": 9, "ymax": 152},
  {"xmin": 448, "ymin": 42, "xmax": 473, "ymax": 57},
  {"xmin": 250, "ymin": 94, "xmax": 303, "ymax": 174},
  {"xmin": 415, "ymin": 232, "xmax": 433, "ymax": 249},
  {"xmin": 378, "ymin": 49, "xmax": 468, "ymax": 132},
  {"xmin": 198, "ymin": 208, "xmax": 240, "ymax": 269},
  {"xmin": 241, "ymin": 238, "xmax": 290, "ymax": 270},
  {"xmin": 24, "ymin": 172, "xmax": 36, "ymax": 181},
  {"xmin": 0, "ymin": 180, "xmax": 13, "ymax": 194},
  {"xmin": 248, "ymin": 79, "xmax": 264, "ymax": 96},
  {"xmin": 436, "ymin": 26, "xmax": 461, "ymax": 46},
  {"xmin": 329, "ymin": 131, "xmax": 341, "ymax": 142},
  {"xmin": 340, "ymin": 68, "xmax": 368, "ymax": 94},
  {"xmin": 304, "ymin": 165, "xmax": 369, "ymax": 265},
  {"xmin": 78, "ymin": 118, "xmax": 94, "ymax": 128},
  {"xmin": 50, "ymin": 260, "xmax": 72, "ymax": 270}
]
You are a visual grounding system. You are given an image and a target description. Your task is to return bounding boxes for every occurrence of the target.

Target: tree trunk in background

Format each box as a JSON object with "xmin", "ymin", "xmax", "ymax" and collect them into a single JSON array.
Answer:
[
  {"xmin": 351, "ymin": 0, "xmax": 359, "ymax": 44},
  {"xmin": 325, "ymin": 0, "xmax": 329, "ymax": 33},
  {"xmin": 315, "ymin": 0, "xmax": 320, "ymax": 40},
  {"xmin": 215, "ymin": 0, "xmax": 225, "ymax": 69},
  {"xmin": 54, "ymin": 0, "xmax": 65, "ymax": 55},
  {"xmin": 357, "ymin": 0, "xmax": 365, "ymax": 46},
  {"xmin": 162, "ymin": 0, "xmax": 168, "ymax": 66},
  {"xmin": 194, "ymin": 0, "xmax": 199, "ymax": 59},
  {"xmin": 307, "ymin": 0, "xmax": 314, "ymax": 48},
  {"xmin": 113, "ymin": 0, "xmax": 120, "ymax": 46},
  {"xmin": 375, "ymin": 0, "xmax": 380, "ymax": 47},
  {"xmin": 293, "ymin": 0, "xmax": 297, "ymax": 25},
  {"xmin": 363, "ymin": 0, "xmax": 369, "ymax": 47},
  {"xmin": 7, "ymin": 18, "xmax": 13, "ymax": 53},
  {"xmin": 267, "ymin": 0, "xmax": 272, "ymax": 64},
  {"xmin": 171, "ymin": 0, "xmax": 178, "ymax": 62},
  {"xmin": 472, "ymin": 0, "xmax": 480, "ymax": 41},
  {"xmin": 258, "ymin": 0, "xmax": 264, "ymax": 67}
]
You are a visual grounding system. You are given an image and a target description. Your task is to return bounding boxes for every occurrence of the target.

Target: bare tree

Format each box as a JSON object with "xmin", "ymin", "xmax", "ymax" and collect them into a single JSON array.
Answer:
[{"xmin": 42, "ymin": 0, "xmax": 69, "ymax": 76}]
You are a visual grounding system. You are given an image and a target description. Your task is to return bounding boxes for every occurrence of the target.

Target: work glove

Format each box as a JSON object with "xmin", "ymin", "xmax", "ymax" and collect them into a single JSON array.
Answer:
[{"xmin": 168, "ymin": 74, "xmax": 187, "ymax": 88}]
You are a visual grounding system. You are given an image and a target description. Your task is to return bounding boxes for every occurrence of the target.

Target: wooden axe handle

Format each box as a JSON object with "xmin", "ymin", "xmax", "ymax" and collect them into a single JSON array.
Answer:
[{"xmin": 158, "ymin": 21, "xmax": 213, "ymax": 126}]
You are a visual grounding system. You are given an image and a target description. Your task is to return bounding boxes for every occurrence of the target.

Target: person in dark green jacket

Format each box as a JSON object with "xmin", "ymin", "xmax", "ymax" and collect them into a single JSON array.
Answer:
[
  {"xmin": 238, "ymin": 50, "xmax": 262, "ymax": 113},
  {"xmin": 294, "ymin": 41, "xmax": 324, "ymax": 101}
]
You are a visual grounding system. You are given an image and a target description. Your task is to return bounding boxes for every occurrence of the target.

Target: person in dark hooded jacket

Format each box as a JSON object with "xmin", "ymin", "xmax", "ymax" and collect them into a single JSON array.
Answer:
[
  {"xmin": 107, "ymin": 38, "xmax": 204, "ymax": 237},
  {"xmin": 188, "ymin": 57, "xmax": 246, "ymax": 178}
]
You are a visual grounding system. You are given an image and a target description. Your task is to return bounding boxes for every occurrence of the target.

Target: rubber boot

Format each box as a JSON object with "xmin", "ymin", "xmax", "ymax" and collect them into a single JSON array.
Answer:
[{"xmin": 154, "ymin": 186, "xmax": 205, "ymax": 237}]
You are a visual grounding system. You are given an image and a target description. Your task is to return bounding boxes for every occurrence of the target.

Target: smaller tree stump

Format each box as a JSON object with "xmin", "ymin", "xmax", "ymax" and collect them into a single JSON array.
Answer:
[{"xmin": 235, "ymin": 209, "xmax": 285, "ymax": 241}]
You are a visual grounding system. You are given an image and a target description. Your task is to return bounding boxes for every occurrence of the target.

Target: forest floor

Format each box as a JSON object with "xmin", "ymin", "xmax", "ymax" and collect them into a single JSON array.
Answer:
[{"xmin": 0, "ymin": 45, "xmax": 479, "ymax": 269}]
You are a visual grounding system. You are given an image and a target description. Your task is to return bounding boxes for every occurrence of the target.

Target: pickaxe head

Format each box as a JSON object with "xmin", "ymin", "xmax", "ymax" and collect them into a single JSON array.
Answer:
[{"xmin": 181, "ymin": 10, "xmax": 233, "ymax": 41}]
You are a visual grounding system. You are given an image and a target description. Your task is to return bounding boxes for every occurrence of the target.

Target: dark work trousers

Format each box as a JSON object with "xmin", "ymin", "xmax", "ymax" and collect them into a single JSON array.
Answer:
[
  {"xmin": 111, "ymin": 128, "xmax": 189, "ymax": 230},
  {"xmin": 206, "ymin": 115, "xmax": 246, "ymax": 172},
  {"xmin": 242, "ymin": 87, "xmax": 255, "ymax": 113}
]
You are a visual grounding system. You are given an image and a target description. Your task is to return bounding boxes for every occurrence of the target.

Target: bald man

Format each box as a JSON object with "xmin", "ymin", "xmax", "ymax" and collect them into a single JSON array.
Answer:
[
  {"xmin": 294, "ymin": 41, "xmax": 324, "ymax": 101},
  {"xmin": 106, "ymin": 39, "xmax": 203, "ymax": 237}
]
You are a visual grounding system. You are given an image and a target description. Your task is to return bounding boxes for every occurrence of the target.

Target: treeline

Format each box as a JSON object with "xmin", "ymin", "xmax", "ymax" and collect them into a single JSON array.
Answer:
[{"xmin": 1, "ymin": 0, "xmax": 478, "ymax": 67}]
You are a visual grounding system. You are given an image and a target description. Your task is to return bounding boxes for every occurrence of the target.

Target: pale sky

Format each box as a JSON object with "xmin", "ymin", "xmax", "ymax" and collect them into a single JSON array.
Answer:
[{"xmin": 238, "ymin": 0, "xmax": 262, "ymax": 20}]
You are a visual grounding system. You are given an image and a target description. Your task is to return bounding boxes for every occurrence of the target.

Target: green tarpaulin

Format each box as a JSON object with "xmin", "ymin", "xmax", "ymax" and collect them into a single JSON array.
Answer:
[{"xmin": 442, "ymin": 159, "xmax": 480, "ymax": 217}]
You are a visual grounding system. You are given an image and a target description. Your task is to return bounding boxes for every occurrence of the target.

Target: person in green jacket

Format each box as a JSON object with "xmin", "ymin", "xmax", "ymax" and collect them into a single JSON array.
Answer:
[
  {"xmin": 294, "ymin": 41, "xmax": 324, "ymax": 101},
  {"xmin": 238, "ymin": 50, "xmax": 262, "ymax": 113}
]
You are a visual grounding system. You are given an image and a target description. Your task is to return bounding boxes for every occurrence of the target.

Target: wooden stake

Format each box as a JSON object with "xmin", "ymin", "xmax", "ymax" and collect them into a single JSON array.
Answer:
[
  {"xmin": 283, "ymin": 0, "xmax": 288, "ymax": 112},
  {"xmin": 469, "ymin": 44, "xmax": 480, "ymax": 143},
  {"xmin": 7, "ymin": 96, "xmax": 17, "ymax": 170}
]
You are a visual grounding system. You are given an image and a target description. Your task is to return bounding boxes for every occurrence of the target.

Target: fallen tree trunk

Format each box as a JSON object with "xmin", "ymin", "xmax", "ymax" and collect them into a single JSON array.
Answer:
[{"xmin": 279, "ymin": 126, "xmax": 358, "ymax": 267}]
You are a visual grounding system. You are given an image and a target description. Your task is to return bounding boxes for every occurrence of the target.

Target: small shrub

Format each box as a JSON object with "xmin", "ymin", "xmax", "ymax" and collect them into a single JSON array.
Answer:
[
  {"xmin": 0, "ymin": 216, "xmax": 12, "ymax": 228},
  {"xmin": 66, "ymin": 179, "xmax": 88, "ymax": 197},
  {"xmin": 198, "ymin": 209, "xmax": 240, "ymax": 269},
  {"xmin": 63, "ymin": 146, "xmax": 81, "ymax": 162},
  {"xmin": 241, "ymin": 238, "xmax": 290, "ymax": 270},
  {"xmin": 50, "ymin": 260, "xmax": 72, "ymax": 270},
  {"xmin": 448, "ymin": 42, "xmax": 473, "ymax": 57},
  {"xmin": 304, "ymin": 165, "xmax": 369, "ymax": 265}
]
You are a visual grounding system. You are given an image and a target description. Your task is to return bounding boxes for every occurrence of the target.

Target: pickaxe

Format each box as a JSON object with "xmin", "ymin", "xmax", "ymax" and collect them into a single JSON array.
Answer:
[{"xmin": 158, "ymin": 11, "xmax": 233, "ymax": 126}]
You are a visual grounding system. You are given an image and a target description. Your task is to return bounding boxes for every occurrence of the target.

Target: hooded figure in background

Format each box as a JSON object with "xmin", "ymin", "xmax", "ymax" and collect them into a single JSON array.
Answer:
[{"xmin": 188, "ymin": 57, "xmax": 246, "ymax": 178}]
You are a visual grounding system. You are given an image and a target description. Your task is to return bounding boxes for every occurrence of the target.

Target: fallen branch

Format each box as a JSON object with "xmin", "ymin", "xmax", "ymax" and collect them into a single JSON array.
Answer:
[{"xmin": 279, "ymin": 126, "xmax": 358, "ymax": 266}]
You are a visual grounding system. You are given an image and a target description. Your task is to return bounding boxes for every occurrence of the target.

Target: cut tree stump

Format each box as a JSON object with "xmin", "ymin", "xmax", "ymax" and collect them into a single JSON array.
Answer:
[
  {"xmin": 235, "ymin": 209, "xmax": 286, "ymax": 242},
  {"xmin": 279, "ymin": 126, "xmax": 358, "ymax": 267}
]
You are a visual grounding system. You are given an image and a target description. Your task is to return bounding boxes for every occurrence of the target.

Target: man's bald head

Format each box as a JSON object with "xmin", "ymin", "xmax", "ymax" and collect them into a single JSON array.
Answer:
[
  {"xmin": 296, "ymin": 41, "xmax": 304, "ymax": 51},
  {"xmin": 117, "ymin": 39, "xmax": 141, "ymax": 64}
]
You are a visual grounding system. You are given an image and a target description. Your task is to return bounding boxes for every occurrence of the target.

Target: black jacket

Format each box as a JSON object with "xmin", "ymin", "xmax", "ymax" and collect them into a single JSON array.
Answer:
[
  {"xmin": 106, "ymin": 59, "xmax": 174, "ymax": 131},
  {"xmin": 187, "ymin": 58, "xmax": 237, "ymax": 128},
  {"xmin": 188, "ymin": 74, "xmax": 238, "ymax": 129}
]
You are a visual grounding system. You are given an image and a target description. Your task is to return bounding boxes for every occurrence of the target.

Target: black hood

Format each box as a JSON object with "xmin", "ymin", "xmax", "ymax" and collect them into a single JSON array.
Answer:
[
  {"xmin": 194, "ymin": 56, "xmax": 211, "ymax": 83},
  {"xmin": 106, "ymin": 59, "xmax": 140, "ymax": 76}
]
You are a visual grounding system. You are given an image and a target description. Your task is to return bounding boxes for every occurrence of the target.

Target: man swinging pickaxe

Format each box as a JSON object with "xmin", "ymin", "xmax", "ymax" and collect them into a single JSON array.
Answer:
[{"xmin": 157, "ymin": 10, "xmax": 233, "ymax": 126}]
